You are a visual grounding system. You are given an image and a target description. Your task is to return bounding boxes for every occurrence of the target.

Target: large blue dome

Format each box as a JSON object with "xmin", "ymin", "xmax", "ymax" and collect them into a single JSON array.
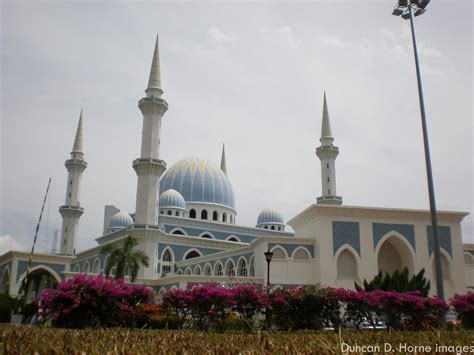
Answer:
[{"xmin": 160, "ymin": 158, "xmax": 235, "ymax": 209}]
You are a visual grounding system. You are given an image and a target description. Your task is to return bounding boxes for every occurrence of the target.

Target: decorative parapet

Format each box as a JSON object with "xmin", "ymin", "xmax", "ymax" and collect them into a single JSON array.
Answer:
[
  {"xmin": 59, "ymin": 205, "xmax": 84, "ymax": 218},
  {"xmin": 65, "ymin": 159, "xmax": 87, "ymax": 172}
]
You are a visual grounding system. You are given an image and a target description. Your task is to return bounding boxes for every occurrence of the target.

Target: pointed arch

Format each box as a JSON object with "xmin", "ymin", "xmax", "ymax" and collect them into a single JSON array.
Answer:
[
  {"xmin": 249, "ymin": 256, "xmax": 255, "ymax": 277},
  {"xmin": 430, "ymin": 249, "xmax": 452, "ymax": 280},
  {"xmin": 161, "ymin": 247, "xmax": 174, "ymax": 276},
  {"xmin": 185, "ymin": 267, "xmax": 192, "ymax": 275},
  {"xmin": 464, "ymin": 252, "xmax": 474, "ymax": 265},
  {"xmin": 203, "ymin": 263, "xmax": 212, "ymax": 276},
  {"xmin": 225, "ymin": 259, "xmax": 235, "ymax": 276},
  {"xmin": 237, "ymin": 257, "xmax": 248, "ymax": 277},
  {"xmin": 201, "ymin": 210, "xmax": 208, "ymax": 220},
  {"xmin": 73, "ymin": 264, "xmax": 81, "ymax": 273},
  {"xmin": 83, "ymin": 261, "xmax": 91, "ymax": 273},
  {"xmin": 336, "ymin": 247, "xmax": 358, "ymax": 279},
  {"xmin": 183, "ymin": 248, "xmax": 202, "ymax": 260},
  {"xmin": 194, "ymin": 265, "xmax": 202, "ymax": 275},
  {"xmin": 214, "ymin": 261, "xmax": 223, "ymax": 276},
  {"xmin": 292, "ymin": 246, "xmax": 311, "ymax": 260},
  {"xmin": 199, "ymin": 232, "xmax": 215, "ymax": 239},
  {"xmin": 170, "ymin": 228, "xmax": 187, "ymax": 235},
  {"xmin": 270, "ymin": 245, "xmax": 287, "ymax": 260},
  {"xmin": 375, "ymin": 232, "xmax": 415, "ymax": 276},
  {"xmin": 92, "ymin": 258, "xmax": 101, "ymax": 274},
  {"xmin": 226, "ymin": 235, "xmax": 241, "ymax": 242}
]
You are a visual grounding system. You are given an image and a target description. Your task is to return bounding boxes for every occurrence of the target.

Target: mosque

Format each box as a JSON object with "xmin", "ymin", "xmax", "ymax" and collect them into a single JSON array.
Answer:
[{"xmin": 1, "ymin": 37, "xmax": 473, "ymax": 302}]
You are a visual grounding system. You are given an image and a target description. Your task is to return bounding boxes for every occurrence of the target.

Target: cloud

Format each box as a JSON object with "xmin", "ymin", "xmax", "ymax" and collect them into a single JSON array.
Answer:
[
  {"xmin": 0, "ymin": 235, "xmax": 28, "ymax": 252},
  {"xmin": 208, "ymin": 26, "xmax": 238, "ymax": 43},
  {"xmin": 260, "ymin": 26, "xmax": 299, "ymax": 50}
]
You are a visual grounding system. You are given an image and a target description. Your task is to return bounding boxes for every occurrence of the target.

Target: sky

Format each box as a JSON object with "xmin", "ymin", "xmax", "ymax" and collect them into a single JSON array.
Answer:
[{"xmin": 0, "ymin": 0, "xmax": 472, "ymax": 254}]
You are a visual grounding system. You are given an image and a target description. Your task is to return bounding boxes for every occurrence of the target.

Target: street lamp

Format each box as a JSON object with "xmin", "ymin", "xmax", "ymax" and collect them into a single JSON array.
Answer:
[
  {"xmin": 264, "ymin": 250, "xmax": 274, "ymax": 293},
  {"xmin": 391, "ymin": 0, "xmax": 445, "ymax": 302}
]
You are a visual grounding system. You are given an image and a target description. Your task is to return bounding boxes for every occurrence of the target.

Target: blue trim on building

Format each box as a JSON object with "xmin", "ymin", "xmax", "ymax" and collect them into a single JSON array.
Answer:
[
  {"xmin": 427, "ymin": 226, "xmax": 452, "ymax": 257},
  {"xmin": 15, "ymin": 260, "xmax": 66, "ymax": 282},
  {"xmin": 158, "ymin": 243, "xmax": 224, "ymax": 262},
  {"xmin": 372, "ymin": 223, "xmax": 415, "ymax": 251},
  {"xmin": 163, "ymin": 224, "xmax": 259, "ymax": 243},
  {"xmin": 332, "ymin": 222, "xmax": 360, "ymax": 257}
]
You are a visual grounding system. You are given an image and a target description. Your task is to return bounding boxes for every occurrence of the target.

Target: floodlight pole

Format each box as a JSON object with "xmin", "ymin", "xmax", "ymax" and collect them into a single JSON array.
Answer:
[{"xmin": 404, "ymin": 3, "xmax": 445, "ymax": 302}]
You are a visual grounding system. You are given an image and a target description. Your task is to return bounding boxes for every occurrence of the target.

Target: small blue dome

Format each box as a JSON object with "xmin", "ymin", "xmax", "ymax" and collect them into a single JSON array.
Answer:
[
  {"xmin": 160, "ymin": 158, "xmax": 235, "ymax": 210},
  {"xmin": 257, "ymin": 208, "xmax": 284, "ymax": 226},
  {"xmin": 109, "ymin": 211, "xmax": 134, "ymax": 229},
  {"xmin": 159, "ymin": 189, "xmax": 186, "ymax": 209}
]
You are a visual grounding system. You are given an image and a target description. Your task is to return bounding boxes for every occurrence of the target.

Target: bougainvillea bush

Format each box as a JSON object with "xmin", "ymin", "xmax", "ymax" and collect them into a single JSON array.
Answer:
[
  {"xmin": 451, "ymin": 292, "xmax": 474, "ymax": 329},
  {"xmin": 36, "ymin": 274, "xmax": 151, "ymax": 328}
]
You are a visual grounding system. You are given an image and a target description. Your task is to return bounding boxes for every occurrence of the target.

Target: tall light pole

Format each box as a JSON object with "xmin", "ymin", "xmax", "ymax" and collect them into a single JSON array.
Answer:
[
  {"xmin": 392, "ymin": 0, "xmax": 445, "ymax": 302},
  {"xmin": 264, "ymin": 250, "xmax": 274, "ymax": 293}
]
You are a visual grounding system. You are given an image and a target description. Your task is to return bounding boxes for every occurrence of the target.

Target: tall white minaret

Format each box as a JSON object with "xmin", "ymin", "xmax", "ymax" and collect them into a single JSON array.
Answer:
[
  {"xmin": 133, "ymin": 35, "xmax": 168, "ymax": 225},
  {"xmin": 220, "ymin": 143, "xmax": 227, "ymax": 175},
  {"xmin": 59, "ymin": 110, "xmax": 87, "ymax": 254},
  {"xmin": 316, "ymin": 92, "xmax": 342, "ymax": 205}
]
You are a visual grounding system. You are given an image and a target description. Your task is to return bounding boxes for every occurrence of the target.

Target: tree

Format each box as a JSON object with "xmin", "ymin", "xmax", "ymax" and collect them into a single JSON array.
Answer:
[
  {"xmin": 101, "ymin": 235, "xmax": 149, "ymax": 282},
  {"xmin": 355, "ymin": 267, "xmax": 430, "ymax": 296}
]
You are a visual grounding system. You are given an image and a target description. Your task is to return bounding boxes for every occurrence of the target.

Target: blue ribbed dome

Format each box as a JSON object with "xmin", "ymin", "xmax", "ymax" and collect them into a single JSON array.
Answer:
[
  {"xmin": 109, "ymin": 212, "xmax": 134, "ymax": 228},
  {"xmin": 160, "ymin": 158, "xmax": 235, "ymax": 209},
  {"xmin": 159, "ymin": 189, "xmax": 186, "ymax": 209},
  {"xmin": 257, "ymin": 208, "xmax": 284, "ymax": 225}
]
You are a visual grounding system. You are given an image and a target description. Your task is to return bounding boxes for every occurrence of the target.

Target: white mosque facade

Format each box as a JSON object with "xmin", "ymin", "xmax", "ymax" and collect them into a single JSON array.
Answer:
[{"xmin": 1, "ymin": 37, "xmax": 473, "ymax": 301}]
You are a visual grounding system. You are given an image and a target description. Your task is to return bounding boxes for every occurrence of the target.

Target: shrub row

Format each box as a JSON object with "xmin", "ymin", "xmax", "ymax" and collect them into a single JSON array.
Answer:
[
  {"xmin": 161, "ymin": 284, "xmax": 450, "ymax": 331},
  {"xmin": 32, "ymin": 275, "xmax": 474, "ymax": 330}
]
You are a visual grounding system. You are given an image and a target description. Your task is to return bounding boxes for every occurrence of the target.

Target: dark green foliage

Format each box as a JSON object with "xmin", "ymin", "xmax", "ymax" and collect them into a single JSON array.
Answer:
[
  {"xmin": 100, "ymin": 235, "xmax": 150, "ymax": 281},
  {"xmin": 0, "ymin": 294, "xmax": 17, "ymax": 323},
  {"xmin": 355, "ymin": 268, "xmax": 430, "ymax": 296}
]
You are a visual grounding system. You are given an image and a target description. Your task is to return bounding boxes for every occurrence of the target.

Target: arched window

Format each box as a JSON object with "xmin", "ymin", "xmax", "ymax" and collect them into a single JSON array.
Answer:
[
  {"xmin": 184, "ymin": 250, "xmax": 201, "ymax": 260},
  {"xmin": 293, "ymin": 248, "xmax": 310, "ymax": 260},
  {"xmin": 172, "ymin": 229, "xmax": 185, "ymax": 235},
  {"xmin": 215, "ymin": 263, "xmax": 223, "ymax": 276},
  {"xmin": 433, "ymin": 254, "xmax": 451, "ymax": 279},
  {"xmin": 238, "ymin": 258, "xmax": 247, "ymax": 277},
  {"xmin": 201, "ymin": 210, "xmax": 208, "ymax": 220},
  {"xmin": 227, "ymin": 236, "xmax": 239, "ymax": 242},
  {"xmin": 204, "ymin": 264, "xmax": 212, "ymax": 275},
  {"xmin": 190, "ymin": 209, "xmax": 196, "ymax": 219},
  {"xmin": 83, "ymin": 262, "xmax": 90, "ymax": 273},
  {"xmin": 226, "ymin": 261, "xmax": 235, "ymax": 276},
  {"xmin": 74, "ymin": 264, "xmax": 80, "ymax": 273},
  {"xmin": 264, "ymin": 226, "xmax": 268, "ymax": 229},
  {"xmin": 249, "ymin": 257, "xmax": 255, "ymax": 277},
  {"xmin": 162, "ymin": 249, "xmax": 173, "ymax": 276},
  {"xmin": 175, "ymin": 211, "xmax": 180, "ymax": 216},
  {"xmin": 92, "ymin": 259, "xmax": 101, "ymax": 274},
  {"xmin": 337, "ymin": 249, "xmax": 357, "ymax": 279},
  {"xmin": 167, "ymin": 210, "xmax": 172, "ymax": 215},
  {"xmin": 185, "ymin": 267, "xmax": 192, "ymax": 275},
  {"xmin": 201, "ymin": 234, "xmax": 213, "ymax": 239},
  {"xmin": 194, "ymin": 265, "xmax": 202, "ymax": 275},
  {"xmin": 271, "ymin": 226, "xmax": 275, "ymax": 230},
  {"xmin": 378, "ymin": 241, "xmax": 402, "ymax": 275},
  {"xmin": 272, "ymin": 247, "xmax": 286, "ymax": 260},
  {"xmin": 223, "ymin": 213, "xmax": 227, "ymax": 223},
  {"xmin": 213, "ymin": 211, "xmax": 218, "ymax": 221}
]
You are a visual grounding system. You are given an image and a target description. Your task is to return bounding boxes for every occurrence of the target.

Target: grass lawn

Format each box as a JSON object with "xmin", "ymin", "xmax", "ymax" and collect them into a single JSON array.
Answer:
[{"xmin": 1, "ymin": 325, "xmax": 474, "ymax": 354}]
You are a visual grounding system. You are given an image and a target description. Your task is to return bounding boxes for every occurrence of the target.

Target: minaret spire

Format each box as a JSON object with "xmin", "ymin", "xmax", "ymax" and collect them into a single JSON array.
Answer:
[
  {"xmin": 145, "ymin": 34, "xmax": 163, "ymax": 98},
  {"xmin": 315, "ymin": 92, "xmax": 342, "ymax": 205},
  {"xmin": 220, "ymin": 143, "xmax": 227, "ymax": 175},
  {"xmin": 72, "ymin": 108, "xmax": 84, "ymax": 154},
  {"xmin": 59, "ymin": 110, "xmax": 87, "ymax": 254},
  {"xmin": 133, "ymin": 36, "xmax": 168, "ymax": 225}
]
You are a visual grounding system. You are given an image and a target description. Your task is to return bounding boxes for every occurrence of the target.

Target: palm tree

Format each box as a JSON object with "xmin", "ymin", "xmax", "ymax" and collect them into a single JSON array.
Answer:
[{"xmin": 100, "ymin": 235, "xmax": 149, "ymax": 282}]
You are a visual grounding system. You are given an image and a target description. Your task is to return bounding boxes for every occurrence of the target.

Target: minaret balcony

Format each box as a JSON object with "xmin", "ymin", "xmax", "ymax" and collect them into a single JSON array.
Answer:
[
  {"xmin": 59, "ymin": 205, "xmax": 84, "ymax": 218},
  {"xmin": 316, "ymin": 145, "xmax": 339, "ymax": 159},
  {"xmin": 138, "ymin": 96, "xmax": 168, "ymax": 115},
  {"xmin": 133, "ymin": 158, "xmax": 167, "ymax": 176},
  {"xmin": 65, "ymin": 159, "xmax": 88, "ymax": 171}
]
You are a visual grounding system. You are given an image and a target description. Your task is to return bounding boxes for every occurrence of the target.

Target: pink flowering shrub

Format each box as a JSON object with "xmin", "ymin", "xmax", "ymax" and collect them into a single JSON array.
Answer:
[
  {"xmin": 36, "ymin": 274, "xmax": 151, "ymax": 328},
  {"xmin": 230, "ymin": 285, "xmax": 266, "ymax": 329},
  {"xmin": 451, "ymin": 292, "xmax": 474, "ymax": 328}
]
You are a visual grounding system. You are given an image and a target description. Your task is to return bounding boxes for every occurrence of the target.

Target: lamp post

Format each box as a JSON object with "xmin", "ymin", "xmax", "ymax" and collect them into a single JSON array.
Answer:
[
  {"xmin": 264, "ymin": 250, "xmax": 274, "ymax": 293},
  {"xmin": 391, "ymin": 0, "xmax": 445, "ymax": 303}
]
